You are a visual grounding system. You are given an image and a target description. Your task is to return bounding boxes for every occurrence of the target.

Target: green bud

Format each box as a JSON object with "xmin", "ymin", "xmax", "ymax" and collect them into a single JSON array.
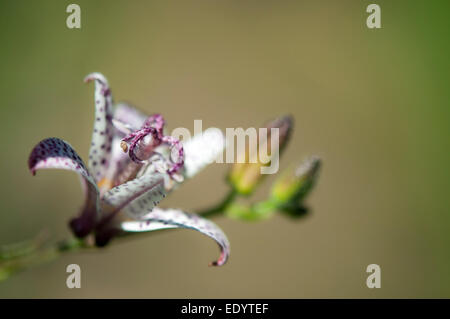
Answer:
[
  {"xmin": 228, "ymin": 115, "xmax": 293, "ymax": 195},
  {"xmin": 271, "ymin": 156, "xmax": 321, "ymax": 207}
]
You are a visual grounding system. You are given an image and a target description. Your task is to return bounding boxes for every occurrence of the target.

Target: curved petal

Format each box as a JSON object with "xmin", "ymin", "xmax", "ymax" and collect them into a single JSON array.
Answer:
[
  {"xmin": 121, "ymin": 208, "xmax": 230, "ymax": 266},
  {"xmin": 102, "ymin": 173, "xmax": 166, "ymax": 219},
  {"xmin": 84, "ymin": 73, "xmax": 115, "ymax": 183},
  {"xmin": 28, "ymin": 138, "xmax": 100, "ymax": 237}
]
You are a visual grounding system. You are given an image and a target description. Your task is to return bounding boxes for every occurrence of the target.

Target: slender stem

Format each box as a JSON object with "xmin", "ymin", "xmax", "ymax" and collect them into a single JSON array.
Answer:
[
  {"xmin": 56, "ymin": 237, "xmax": 88, "ymax": 252},
  {"xmin": 198, "ymin": 190, "xmax": 237, "ymax": 218},
  {"xmin": 0, "ymin": 190, "xmax": 238, "ymax": 282},
  {"xmin": 0, "ymin": 236, "xmax": 97, "ymax": 282}
]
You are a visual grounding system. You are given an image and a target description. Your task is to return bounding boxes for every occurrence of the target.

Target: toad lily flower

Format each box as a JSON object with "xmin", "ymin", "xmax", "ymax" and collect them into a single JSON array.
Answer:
[{"xmin": 27, "ymin": 73, "xmax": 229, "ymax": 266}]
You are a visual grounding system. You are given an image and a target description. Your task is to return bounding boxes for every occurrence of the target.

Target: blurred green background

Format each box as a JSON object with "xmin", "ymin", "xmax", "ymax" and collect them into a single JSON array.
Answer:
[{"xmin": 0, "ymin": 0, "xmax": 449, "ymax": 298}]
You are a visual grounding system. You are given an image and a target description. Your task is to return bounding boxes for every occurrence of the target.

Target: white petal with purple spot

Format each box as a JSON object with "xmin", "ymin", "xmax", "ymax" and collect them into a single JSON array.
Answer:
[
  {"xmin": 28, "ymin": 138, "xmax": 100, "ymax": 235},
  {"xmin": 102, "ymin": 173, "xmax": 166, "ymax": 219},
  {"xmin": 85, "ymin": 72, "xmax": 115, "ymax": 182},
  {"xmin": 121, "ymin": 208, "xmax": 230, "ymax": 266}
]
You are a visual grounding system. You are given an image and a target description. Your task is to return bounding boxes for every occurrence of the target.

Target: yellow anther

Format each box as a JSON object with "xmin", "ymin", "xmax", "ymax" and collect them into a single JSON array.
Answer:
[
  {"xmin": 120, "ymin": 141, "xmax": 128, "ymax": 153},
  {"xmin": 97, "ymin": 178, "xmax": 113, "ymax": 191}
]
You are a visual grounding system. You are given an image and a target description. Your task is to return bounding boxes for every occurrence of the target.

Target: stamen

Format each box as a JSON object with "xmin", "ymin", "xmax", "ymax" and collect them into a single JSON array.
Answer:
[
  {"xmin": 162, "ymin": 135, "xmax": 185, "ymax": 176},
  {"xmin": 121, "ymin": 126, "xmax": 159, "ymax": 164},
  {"xmin": 120, "ymin": 141, "xmax": 128, "ymax": 153},
  {"xmin": 120, "ymin": 114, "xmax": 185, "ymax": 179}
]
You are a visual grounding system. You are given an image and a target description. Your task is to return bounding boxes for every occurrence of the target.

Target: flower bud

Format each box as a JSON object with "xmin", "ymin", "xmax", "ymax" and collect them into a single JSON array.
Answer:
[
  {"xmin": 228, "ymin": 115, "xmax": 293, "ymax": 195},
  {"xmin": 270, "ymin": 156, "xmax": 321, "ymax": 207}
]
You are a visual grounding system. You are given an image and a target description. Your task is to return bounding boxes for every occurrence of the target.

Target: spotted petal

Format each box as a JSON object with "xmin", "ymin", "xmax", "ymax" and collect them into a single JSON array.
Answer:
[
  {"xmin": 85, "ymin": 73, "xmax": 115, "ymax": 183},
  {"xmin": 28, "ymin": 138, "xmax": 100, "ymax": 237},
  {"xmin": 102, "ymin": 173, "xmax": 166, "ymax": 219},
  {"xmin": 121, "ymin": 208, "xmax": 230, "ymax": 266}
]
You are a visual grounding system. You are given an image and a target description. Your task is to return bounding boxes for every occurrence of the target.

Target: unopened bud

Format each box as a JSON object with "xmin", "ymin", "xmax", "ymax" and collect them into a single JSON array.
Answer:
[
  {"xmin": 271, "ymin": 156, "xmax": 321, "ymax": 206},
  {"xmin": 229, "ymin": 115, "xmax": 293, "ymax": 195}
]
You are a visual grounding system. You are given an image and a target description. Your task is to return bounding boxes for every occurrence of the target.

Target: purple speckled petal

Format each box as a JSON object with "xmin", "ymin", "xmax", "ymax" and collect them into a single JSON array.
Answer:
[
  {"xmin": 121, "ymin": 208, "xmax": 230, "ymax": 266},
  {"xmin": 84, "ymin": 73, "xmax": 115, "ymax": 183},
  {"xmin": 102, "ymin": 173, "xmax": 166, "ymax": 219},
  {"xmin": 28, "ymin": 138, "xmax": 100, "ymax": 237}
]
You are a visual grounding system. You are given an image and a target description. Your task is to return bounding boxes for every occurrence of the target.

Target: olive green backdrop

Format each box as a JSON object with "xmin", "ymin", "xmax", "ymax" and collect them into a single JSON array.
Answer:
[{"xmin": 0, "ymin": 0, "xmax": 449, "ymax": 298}]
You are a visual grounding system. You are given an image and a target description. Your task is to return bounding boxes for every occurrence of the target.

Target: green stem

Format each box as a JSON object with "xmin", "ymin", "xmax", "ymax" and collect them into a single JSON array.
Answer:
[
  {"xmin": 0, "ymin": 237, "xmax": 94, "ymax": 282},
  {"xmin": 56, "ymin": 237, "xmax": 87, "ymax": 252},
  {"xmin": 0, "ymin": 191, "xmax": 238, "ymax": 282},
  {"xmin": 198, "ymin": 190, "xmax": 237, "ymax": 218}
]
